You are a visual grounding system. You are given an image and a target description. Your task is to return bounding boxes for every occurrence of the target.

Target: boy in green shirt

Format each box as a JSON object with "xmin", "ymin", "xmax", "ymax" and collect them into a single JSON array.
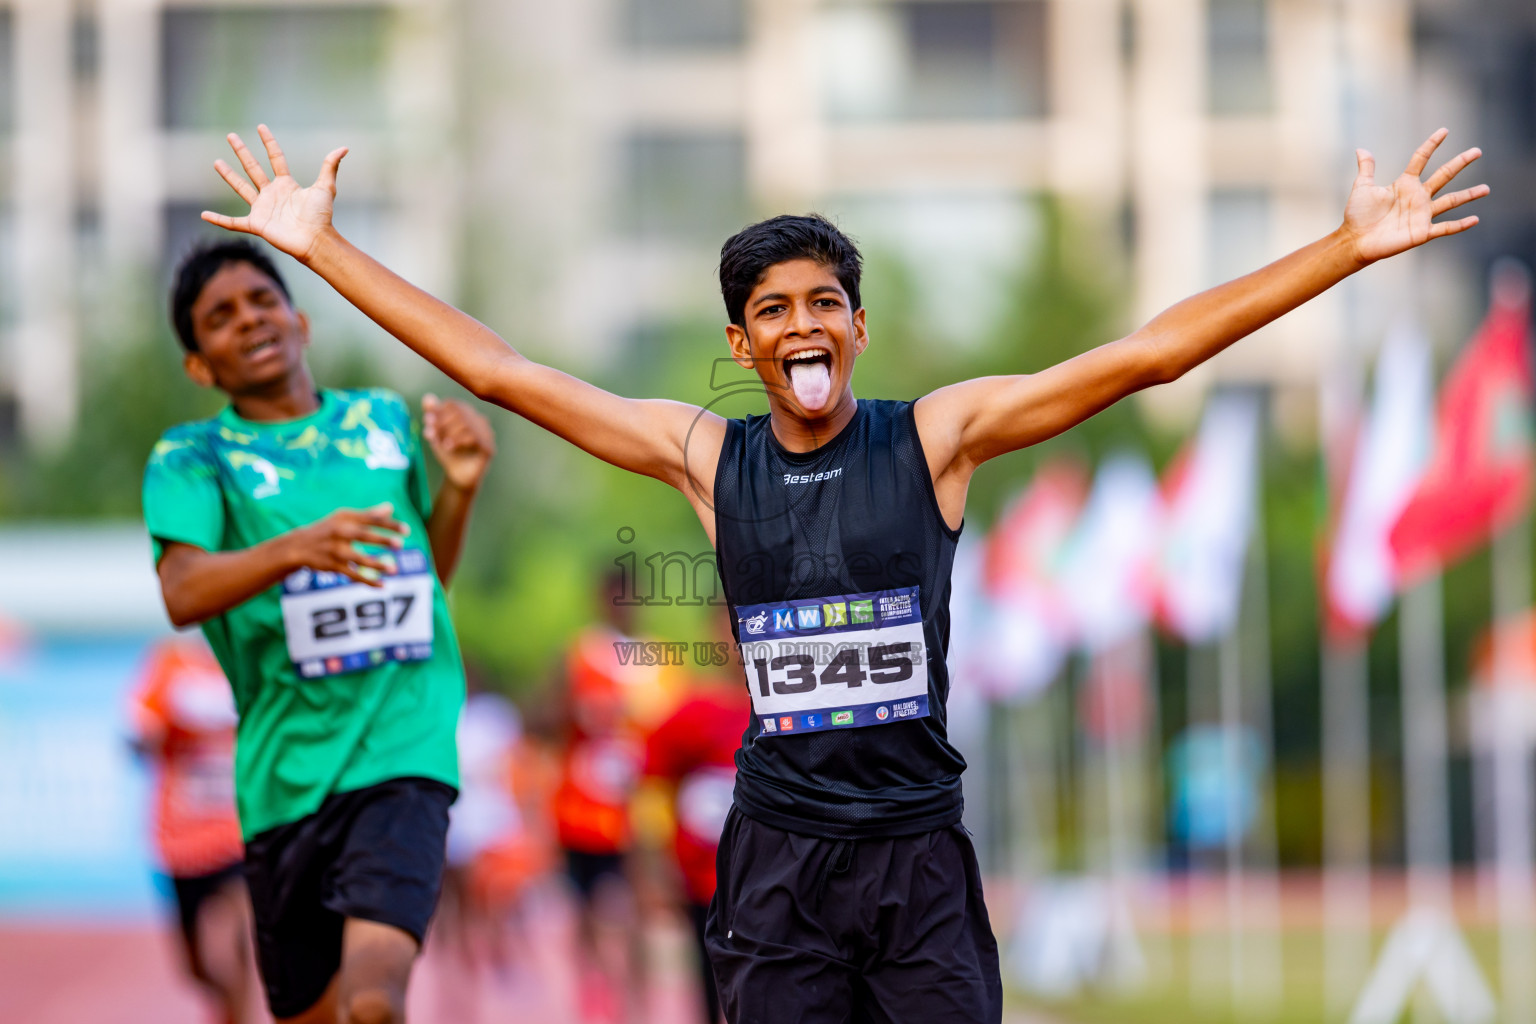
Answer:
[{"xmin": 143, "ymin": 240, "xmax": 495, "ymax": 1023}]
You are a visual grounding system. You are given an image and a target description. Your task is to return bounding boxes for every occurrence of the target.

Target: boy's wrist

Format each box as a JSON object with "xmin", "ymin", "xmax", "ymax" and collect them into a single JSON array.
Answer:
[
  {"xmin": 1331, "ymin": 223, "xmax": 1374, "ymax": 273},
  {"xmin": 267, "ymin": 529, "xmax": 308, "ymax": 575},
  {"xmin": 300, "ymin": 225, "xmax": 345, "ymax": 270}
]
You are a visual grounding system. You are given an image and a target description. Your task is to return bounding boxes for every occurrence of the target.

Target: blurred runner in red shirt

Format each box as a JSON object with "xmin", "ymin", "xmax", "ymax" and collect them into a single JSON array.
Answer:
[
  {"xmin": 128, "ymin": 636, "xmax": 256, "ymax": 1024},
  {"xmin": 644, "ymin": 612, "xmax": 749, "ymax": 1024}
]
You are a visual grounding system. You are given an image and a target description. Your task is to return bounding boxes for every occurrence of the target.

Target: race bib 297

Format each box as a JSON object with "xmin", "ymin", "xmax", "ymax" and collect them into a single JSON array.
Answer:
[
  {"xmin": 736, "ymin": 586, "xmax": 929, "ymax": 737},
  {"xmin": 280, "ymin": 549, "xmax": 435, "ymax": 679}
]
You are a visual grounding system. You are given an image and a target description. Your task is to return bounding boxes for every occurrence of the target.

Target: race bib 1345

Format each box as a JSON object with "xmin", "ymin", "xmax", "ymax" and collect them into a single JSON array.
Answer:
[{"xmin": 735, "ymin": 586, "xmax": 929, "ymax": 737}]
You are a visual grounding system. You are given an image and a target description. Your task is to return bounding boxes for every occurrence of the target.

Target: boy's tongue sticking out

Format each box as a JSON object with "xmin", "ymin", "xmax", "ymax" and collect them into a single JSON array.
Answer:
[{"xmin": 789, "ymin": 360, "xmax": 832, "ymax": 412}]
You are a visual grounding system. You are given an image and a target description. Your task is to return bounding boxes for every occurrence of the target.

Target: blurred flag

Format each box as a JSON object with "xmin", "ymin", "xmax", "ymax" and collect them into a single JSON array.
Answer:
[
  {"xmin": 1325, "ymin": 324, "xmax": 1435, "ymax": 631},
  {"xmin": 1389, "ymin": 267, "xmax": 1535, "ymax": 584},
  {"xmin": 977, "ymin": 462, "xmax": 1088, "ymax": 699},
  {"xmin": 1057, "ymin": 455, "xmax": 1162, "ymax": 654},
  {"xmin": 0, "ymin": 613, "xmax": 29, "ymax": 670},
  {"xmin": 1155, "ymin": 391, "xmax": 1263, "ymax": 643}
]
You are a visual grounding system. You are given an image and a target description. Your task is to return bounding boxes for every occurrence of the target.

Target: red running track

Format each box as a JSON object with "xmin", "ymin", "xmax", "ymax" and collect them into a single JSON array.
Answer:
[{"xmin": 0, "ymin": 885, "xmax": 704, "ymax": 1024}]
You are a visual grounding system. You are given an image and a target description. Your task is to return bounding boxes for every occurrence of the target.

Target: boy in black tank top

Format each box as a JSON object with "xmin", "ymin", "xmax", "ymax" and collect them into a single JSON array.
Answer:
[{"xmin": 205, "ymin": 123, "xmax": 1486, "ymax": 1022}]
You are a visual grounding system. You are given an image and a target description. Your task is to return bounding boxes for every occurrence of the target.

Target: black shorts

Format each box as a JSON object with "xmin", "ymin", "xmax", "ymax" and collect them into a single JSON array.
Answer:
[
  {"xmin": 706, "ymin": 809, "xmax": 1002, "ymax": 1024},
  {"xmin": 170, "ymin": 860, "xmax": 245, "ymax": 953},
  {"xmin": 243, "ymin": 776, "xmax": 456, "ymax": 1019},
  {"xmin": 562, "ymin": 848, "xmax": 626, "ymax": 900}
]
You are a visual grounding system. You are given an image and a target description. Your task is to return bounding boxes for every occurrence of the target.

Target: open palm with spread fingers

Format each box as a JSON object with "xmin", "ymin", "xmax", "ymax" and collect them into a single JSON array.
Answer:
[
  {"xmin": 203, "ymin": 125, "xmax": 347, "ymax": 263},
  {"xmin": 1343, "ymin": 128, "xmax": 1488, "ymax": 265}
]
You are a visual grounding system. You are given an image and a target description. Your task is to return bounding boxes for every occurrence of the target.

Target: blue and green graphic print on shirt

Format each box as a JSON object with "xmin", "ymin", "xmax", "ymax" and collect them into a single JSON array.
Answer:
[
  {"xmin": 736, "ymin": 586, "xmax": 929, "ymax": 736},
  {"xmin": 142, "ymin": 388, "xmax": 463, "ymax": 839}
]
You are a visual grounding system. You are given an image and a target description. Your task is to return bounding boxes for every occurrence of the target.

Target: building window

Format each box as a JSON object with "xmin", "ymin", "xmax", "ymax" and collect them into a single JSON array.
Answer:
[
  {"xmin": 72, "ymin": 10, "xmax": 98, "ymax": 83},
  {"xmin": 1208, "ymin": 188, "xmax": 1271, "ymax": 287},
  {"xmin": 823, "ymin": 1, "xmax": 1047, "ymax": 122},
  {"xmin": 621, "ymin": 0, "xmax": 744, "ymax": 51},
  {"xmin": 0, "ymin": 12, "xmax": 15, "ymax": 134},
  {"xmin": 1207, "ymin": 0, "xmax": 1272, "ymax": 116},
  {"xmin": 162, "ymin": 8, "xmax": 389, "ymax": 131},
  {"xmin": 906, "ymin": 1, "xmax": 1047, "ymax": 119},
  {"xmin": 1513, "ymin": 31, "xmax": 1536, "ymax": 155},
  {"xmin": 620, "ymin": 132, "xmax": 746, "ymax": 241}
]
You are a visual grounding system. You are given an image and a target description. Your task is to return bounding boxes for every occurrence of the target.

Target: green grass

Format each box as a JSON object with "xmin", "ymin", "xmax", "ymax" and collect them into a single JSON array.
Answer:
[{"xmin": 1008, "ymin": 928, "xmax": 1504, "ymax": 1023}]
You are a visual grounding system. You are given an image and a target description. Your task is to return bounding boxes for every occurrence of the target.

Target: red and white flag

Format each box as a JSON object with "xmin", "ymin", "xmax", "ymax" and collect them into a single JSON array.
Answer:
[
  {"xmin": 1326, "ymin": 324, "xmax": 1435, "ymax": 631},
  {"xmin": 976, "ymin": 462, "xmax": 1087, "ymax": 699},
  {"xmin": 1155, "ymin": 391, "xmax": 1263, "ymax": 644},
  {"xmin": 1057, "ymin": 455, "xmax": 1163, "ymax": 655},
  {"xmin": 1389, "ymin": 268, "xmax": 1535, "ymax": 583}
]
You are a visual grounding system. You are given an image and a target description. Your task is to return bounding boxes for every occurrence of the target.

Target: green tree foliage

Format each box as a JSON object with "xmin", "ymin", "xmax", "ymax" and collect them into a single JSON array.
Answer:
[{"xmin": 0, "ymin": 329, "xmax": 220, "ymax": 517}]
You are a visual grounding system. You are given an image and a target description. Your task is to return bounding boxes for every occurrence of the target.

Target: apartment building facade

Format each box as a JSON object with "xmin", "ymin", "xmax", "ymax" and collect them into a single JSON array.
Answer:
[{"xmin": 2, "ymin": 0, "xmax": 1526, "ymax": 449}]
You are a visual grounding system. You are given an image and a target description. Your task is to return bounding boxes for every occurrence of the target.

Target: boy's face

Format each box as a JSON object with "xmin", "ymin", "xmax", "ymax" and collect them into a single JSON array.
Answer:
[
  {"xmin": 182, "ymin": 261, "xmax": 310, "ymax": 395},
  {"xmin": 726, "ymin": 258, "xmax": 868, "ymax": 420}
]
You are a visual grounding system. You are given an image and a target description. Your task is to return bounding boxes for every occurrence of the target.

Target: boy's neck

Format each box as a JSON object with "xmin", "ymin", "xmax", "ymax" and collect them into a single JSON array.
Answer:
[
  {"xmin": 229, "ymin": 368, "xmax": 322, "ymax": 423},
  {"xmin": 768, "ymin": 389, "xmax": 858, "ymax": 453}
]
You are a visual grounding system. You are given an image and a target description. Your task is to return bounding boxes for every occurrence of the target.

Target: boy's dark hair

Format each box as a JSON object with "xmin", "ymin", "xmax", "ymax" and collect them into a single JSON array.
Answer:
[
  {"xmin": 718, "ymin": 214, "xmax": 863, "ymax": 328},
  {"xmin": 170, "ymin": 240, "xmax": 292, "ymax": 352}
]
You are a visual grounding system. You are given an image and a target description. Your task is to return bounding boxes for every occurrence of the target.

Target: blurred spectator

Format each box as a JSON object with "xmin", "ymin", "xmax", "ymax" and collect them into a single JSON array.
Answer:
[{"xmin": 435, "ymin": 679, "xmax": 546, "ymax": 1018}]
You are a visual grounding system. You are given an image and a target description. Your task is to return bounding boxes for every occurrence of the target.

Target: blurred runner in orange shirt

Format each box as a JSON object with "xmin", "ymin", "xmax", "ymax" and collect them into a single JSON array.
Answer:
[
  {"xmin": 128, "ymin": 636, "xmax": 257, "ymax": 1024},
  {"xmin": 643, "ymin": 613, "xmax": 749, "ymax": 1024},
  {"xmin": 552, "ymin": 571, "xmax": 654, "ymax": 1022}
]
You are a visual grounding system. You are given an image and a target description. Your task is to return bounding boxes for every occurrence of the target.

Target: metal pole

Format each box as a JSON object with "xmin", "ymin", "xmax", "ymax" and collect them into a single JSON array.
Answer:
[
  {"xmin": 1219, "ymin": 621, "xmax": 1247, "ymax": 1013},
  {"xmin": 1189, "ymin": 642, "xmax": 1223, "ymax": 1006},
  {"xmin": 1398, "ymin": 575, "xmax": 1453, "ymax": 914},
  {"xmin": 1323, "ymin": 637, "xmax": 1373, "ymax": 1019},
  {"xmin": 1491, "ymin": 517, "xmax": 1534, "ymax": 1024},
  {"xmin": 1244, "ymin": 471, "xmax": 1285, "ymax": 1011}
]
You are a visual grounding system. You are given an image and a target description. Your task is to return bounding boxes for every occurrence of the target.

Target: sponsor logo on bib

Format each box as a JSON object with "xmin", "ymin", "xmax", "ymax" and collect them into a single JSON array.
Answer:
[
  {"xmin": 876, "ymin": 705, "xmax": 889, "ymax": 720},
  {"xmin": 740, "ymin": 610, "xmax": 769, "ymax": 636}
]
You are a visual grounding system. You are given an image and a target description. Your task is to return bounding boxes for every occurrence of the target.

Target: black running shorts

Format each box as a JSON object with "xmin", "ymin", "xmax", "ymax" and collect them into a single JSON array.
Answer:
[
  {"xmin": 562, "ymin": 848, "xmax": 626, "ymax": 900},
  {"xmin": 169, "ymin": 860, "xmax": 245, "ymax": 954},
  {"xmin": 243, "ymin": 776, "xmax": 456, "ymax": 1018},
  {"xmin": 706, "ymin": 808, "xmax": 1002, "ymax": 1024}
]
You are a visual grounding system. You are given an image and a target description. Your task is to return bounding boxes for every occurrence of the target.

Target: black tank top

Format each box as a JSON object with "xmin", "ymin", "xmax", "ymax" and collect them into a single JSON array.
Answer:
[{"xmin": 714, "ymin": 399, "xmax": 967, "ymax": 838}]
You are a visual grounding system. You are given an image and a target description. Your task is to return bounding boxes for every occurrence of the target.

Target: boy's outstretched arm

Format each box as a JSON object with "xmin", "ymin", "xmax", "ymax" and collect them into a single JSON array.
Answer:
[
  {"xmin": 916, "ymin": 128, "xmax": 1487, "ymax": 514},
  {"xmin": 201, "ymin": 127, "xmax": 723, "ymax": 507}
]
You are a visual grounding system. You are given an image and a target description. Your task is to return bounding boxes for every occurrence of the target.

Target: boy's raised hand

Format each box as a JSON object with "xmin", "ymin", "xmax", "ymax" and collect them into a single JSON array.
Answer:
[
  {"xmin": 202, "ymin": 125, "xmax": 347, "ymax": 264},
  {"xmin": 1342, "ymin": 127, "xmax": 1488, "ymax": 266},
  {"xmin": 422, "ymin": 394, "xmax": 496, "ymax": 491}
]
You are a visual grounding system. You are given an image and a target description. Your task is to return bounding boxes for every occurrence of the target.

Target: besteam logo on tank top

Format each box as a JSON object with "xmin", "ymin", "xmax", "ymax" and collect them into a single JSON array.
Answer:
[{"xmin": 783, "ymin": 467, "xmax": 842, "ymax": 486}]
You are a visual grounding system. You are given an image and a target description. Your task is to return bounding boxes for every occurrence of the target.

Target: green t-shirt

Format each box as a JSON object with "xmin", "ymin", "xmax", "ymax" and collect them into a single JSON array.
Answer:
[{"xmin": 142, "ymin": 388, "xmax": 463, "ymax": 838}]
